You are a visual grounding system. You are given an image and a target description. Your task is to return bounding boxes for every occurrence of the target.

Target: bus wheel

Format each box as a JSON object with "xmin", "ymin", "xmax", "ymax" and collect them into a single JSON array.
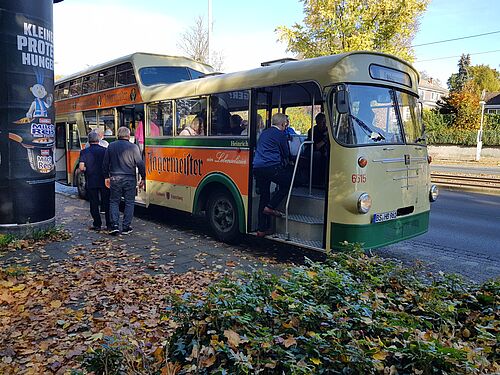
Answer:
[
  {"xmin": 74, "ymin": 169, "xmax": 87, "ymax": 200},
  {"xmin": 207, "ymin": 190, "xmax": 240, "ymax": 244}
]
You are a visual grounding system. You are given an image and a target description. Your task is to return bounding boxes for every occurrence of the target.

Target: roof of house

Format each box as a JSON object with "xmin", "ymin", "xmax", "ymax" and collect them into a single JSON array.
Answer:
[
  {"xmin": 485, "ymin": 92, "xmax": 500, "ymax": 105},
  {"xmin": 418, "ymin": 78, "xmax": 448, "ymax": 93}
]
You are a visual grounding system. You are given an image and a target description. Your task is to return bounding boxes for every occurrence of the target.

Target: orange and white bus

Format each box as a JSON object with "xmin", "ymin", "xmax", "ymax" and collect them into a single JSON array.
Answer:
[
  {"xmin": 54, "ymin": 52, "xmax": 213, "ymax": 197},
  {"xmin": 56, "ymin": 51, "xmax": 438, "ymax": 251}
]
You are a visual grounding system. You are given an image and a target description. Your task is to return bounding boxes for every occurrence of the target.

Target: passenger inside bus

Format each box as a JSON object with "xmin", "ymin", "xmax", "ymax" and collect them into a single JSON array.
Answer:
[
  {"xmin": 306, "ymin": 113, "xmax": 329, "ymax": 186},
  {"xmin": 104, "ymin": 121, "xmax": 114, "ymax": 136},
  {"xmin": 179, "ymin": 116, "xmax": 203, "ymax": 136},
  {"xmin": 229, "ymin": 114, "xmax": 244, "ymax": 135},
  {"xmin": 210, "ymin": 96, "xmax": 231, "ymax": 135}
]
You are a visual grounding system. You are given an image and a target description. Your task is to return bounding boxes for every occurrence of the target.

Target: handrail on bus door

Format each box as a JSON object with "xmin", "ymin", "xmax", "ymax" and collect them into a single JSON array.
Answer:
[{"xmin": 285, "ymin": 140, "xmax": 314, "ymax": 240}]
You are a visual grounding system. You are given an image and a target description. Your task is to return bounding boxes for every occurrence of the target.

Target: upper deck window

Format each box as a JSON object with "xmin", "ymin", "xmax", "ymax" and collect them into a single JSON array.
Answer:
[
  {"xmin": 98, "ymin": 67, "xmax": 116, "ymax": 90},
  {"xmin": 116, "ymin": 63, "xmax": 136, "ymax": 86},
  {"xmin": 82, "ymin": 73, "xmax": 98, "ymax": 94},
  {"xmin": 139, "ymin": 66, "xmax": 202, "ymax": 86}
]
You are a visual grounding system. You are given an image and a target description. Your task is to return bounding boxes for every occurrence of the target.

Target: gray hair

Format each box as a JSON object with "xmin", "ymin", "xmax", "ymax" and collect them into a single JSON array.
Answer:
[
  {"xmin": 271, "ymin": 112, "xmax": 287, "ymax": 126},
  {"xmin": 117, "ymin": 126, "xmax": 131, "ymax": 139},
  {"xmin": 88, "ymin": 131, "xmax": 99, "ymax": 143}
]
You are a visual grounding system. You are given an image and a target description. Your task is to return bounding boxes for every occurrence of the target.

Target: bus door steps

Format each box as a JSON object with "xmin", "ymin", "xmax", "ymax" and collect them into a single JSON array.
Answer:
[
  {"xmin": 275, "ymin": 214, "xmax": 323, "ymax": 242},
  {"xmin": 266, "ymin": 233, "xmax": 323, "ymax": 251},
  {"xmin": 278, "ymin": 188, "xmax": 325, "ymax": 217}
]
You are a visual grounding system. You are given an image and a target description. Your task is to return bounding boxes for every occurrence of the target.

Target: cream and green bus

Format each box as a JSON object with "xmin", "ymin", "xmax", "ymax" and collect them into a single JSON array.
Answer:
[{"xmin": 57, "ymin": 51, "xmax": 439, "ymax": 251}]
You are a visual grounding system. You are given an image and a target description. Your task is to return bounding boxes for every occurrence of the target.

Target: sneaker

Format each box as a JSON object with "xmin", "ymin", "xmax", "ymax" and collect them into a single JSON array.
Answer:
[
  {"xmin": 108, "ymin": 227, "xmax": 119, "ymax": 235},
  {"xmin": 121, "ymin": 227, "xmax": 133, "ymax": 235}
]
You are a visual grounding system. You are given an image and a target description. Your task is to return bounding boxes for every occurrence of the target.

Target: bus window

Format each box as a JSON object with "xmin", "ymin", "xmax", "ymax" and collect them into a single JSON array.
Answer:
[
  {"xmin": 395, "ymin": 91, "xmax": 424, "ymax": 144},
  {"xmin": 148, "ymin": 101, "xmax": 172, "ymax": 137},
  {"xmin": 83, "ymin": 110, "xmax": 97, "ymax": 135},
  {"xmin": 69, "ymin": 123, "xmax": 81, "ymax": 150},
  {"xmin": 116, "ymin": 63, "xmax": 136, "ymax": 86},
  {"xmin": 209, "ymin": 90, "xmax": 249, "ymax": 136},
  {"xmin": 338, "ymin": 85, "xmax": 404, "ymax": 145},
  {"xmin": 82, "ymin": 73, "xmax": 98, "ymax": 94},
  {"xmin": 139, "ymin": 67, "xmax": 191, "ymax": 86},
  {"xmin": 58, "ymin": 82, "xmax": 70, "ymax": 100},
  {"xmin": 55, "ymin": 123, "xmax": 65, "ymax": 149},
  {"xmin": 69, "ymin": 78, "xmax": 82, "ymax": 97},
  {"xmin": 98, "ymin": 109, "xmax": 115, "ymax": 136},
  {"xmin": 176, "ymin": 98, "xmax": 207, "ymax": 136},
  {"xmin": 98, "ymin": 67, "xmax": 116, "ymax": 91}
]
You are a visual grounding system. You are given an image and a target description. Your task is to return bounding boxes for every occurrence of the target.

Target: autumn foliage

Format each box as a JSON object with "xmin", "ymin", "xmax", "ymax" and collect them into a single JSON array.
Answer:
[{"xmin": 156, "ymin": 245, "xmax": 499, "ymax": 374}]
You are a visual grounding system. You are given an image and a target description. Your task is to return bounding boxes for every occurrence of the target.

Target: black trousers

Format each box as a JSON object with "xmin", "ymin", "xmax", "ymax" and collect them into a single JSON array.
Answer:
[
  {"xmin": 87, "ymin": 187, "xmax": 110, "ymax": 228},
  {"xmin": 254, "ymin": 165, "xmax": 292, "ymax": 231}
]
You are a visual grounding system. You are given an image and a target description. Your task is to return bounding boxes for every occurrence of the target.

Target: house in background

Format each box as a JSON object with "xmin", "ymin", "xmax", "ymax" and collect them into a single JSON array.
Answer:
[
  {"xmin": 418, "ymin": 78, "xmax": 448, "ymax": 109},
  {"xmin": 484, "ymin": 92, "xmax": 500, "ymax": 114}
]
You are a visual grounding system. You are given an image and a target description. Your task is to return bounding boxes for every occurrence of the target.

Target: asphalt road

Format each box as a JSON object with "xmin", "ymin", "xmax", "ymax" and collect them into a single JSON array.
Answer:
[{"xmin": 377, "ymin": 189, "xmax": 500, "ymax": 283}]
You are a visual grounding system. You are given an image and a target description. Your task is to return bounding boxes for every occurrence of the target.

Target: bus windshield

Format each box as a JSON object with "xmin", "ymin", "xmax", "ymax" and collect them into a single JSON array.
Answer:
[
  {"xmin": 333, "ymin": 85, "xmax": 423, "ymax": 145},
  {"xmin": 139, "ymin": 66, "xmax": 203, "ymax": 86}
]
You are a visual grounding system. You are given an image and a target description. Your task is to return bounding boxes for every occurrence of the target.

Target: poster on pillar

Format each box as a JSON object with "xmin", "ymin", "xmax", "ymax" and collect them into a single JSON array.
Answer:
[{"xmin": 0, "ymin": 0, "xmax": 56, "ymax": 226}]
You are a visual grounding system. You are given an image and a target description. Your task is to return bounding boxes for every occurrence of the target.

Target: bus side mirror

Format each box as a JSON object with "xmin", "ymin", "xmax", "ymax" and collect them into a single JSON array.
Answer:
[{"xmin": 336, "ymin": 90, "xmax": 349, "ymax": 114}]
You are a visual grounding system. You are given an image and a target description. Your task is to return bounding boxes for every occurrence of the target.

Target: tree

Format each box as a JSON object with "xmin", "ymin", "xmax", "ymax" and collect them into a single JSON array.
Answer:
[
  {"xmin": 177, "ymin": 16, "xmax": 209, "ymax": 64},
  {"xmin": 177, "ymin": 16, "xmax": 225, "ymax": 71},
  {"xmin": 276, "ymin": 0, "xmax": 429, "ymax": 62},
  {"xmin": 469, "ymin": 64, "xmax": 500, "ymax": 93},
  {"xmin": 447, "ymin": 54, "xmax": 471, "ymax": 92}
]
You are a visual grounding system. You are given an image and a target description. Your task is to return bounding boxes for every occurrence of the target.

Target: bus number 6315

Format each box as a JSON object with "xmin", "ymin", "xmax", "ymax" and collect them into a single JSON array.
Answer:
[{"xmin": 352, "ymin": 174, "xmax": 367, "ymax": 183}]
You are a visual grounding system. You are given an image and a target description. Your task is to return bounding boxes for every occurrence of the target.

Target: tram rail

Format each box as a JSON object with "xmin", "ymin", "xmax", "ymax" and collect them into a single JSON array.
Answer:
[{"xmin": 431, "ymin": 173, "xmax": 500, "ymax": 192}]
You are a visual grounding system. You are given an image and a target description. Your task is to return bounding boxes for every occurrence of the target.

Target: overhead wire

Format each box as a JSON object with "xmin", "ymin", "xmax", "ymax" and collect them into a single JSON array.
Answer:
[
  {"xmin": 416, "ymin": 49, "xmax": 500, "ymax": 62},
  {"xmin": 412, "ymin": 30, "xmax": 500, "ymax": 47}
]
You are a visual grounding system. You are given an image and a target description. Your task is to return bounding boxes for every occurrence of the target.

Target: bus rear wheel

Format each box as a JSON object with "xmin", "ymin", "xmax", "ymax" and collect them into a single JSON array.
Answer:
[
  {"xmin": 74, "ymin": 168, "xmax": 87, "ymax": 200},
  {"xmin": 207, "ymin": 190, "xmax": 240, "ymax": 244}
]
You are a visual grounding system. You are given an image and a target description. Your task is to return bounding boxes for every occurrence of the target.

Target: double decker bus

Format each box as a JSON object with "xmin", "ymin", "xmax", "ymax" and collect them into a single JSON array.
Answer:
[
  {"xmin": 54, "ymin": 52, "xmax": 213, "ymax": 197},
  {"xmin": 56, "ymin": 51, "xmax": 438, "ymax": 251}
]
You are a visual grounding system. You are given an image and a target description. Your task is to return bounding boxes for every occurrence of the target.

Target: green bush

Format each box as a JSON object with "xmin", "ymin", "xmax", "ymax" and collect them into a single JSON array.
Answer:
[
  {"xmin": 151, "ymin": 246, "xmax": 498, "ymax": 374},
  {"xmin": 424, "ymin": 110, "xmax": 500, "ymax": 146}
]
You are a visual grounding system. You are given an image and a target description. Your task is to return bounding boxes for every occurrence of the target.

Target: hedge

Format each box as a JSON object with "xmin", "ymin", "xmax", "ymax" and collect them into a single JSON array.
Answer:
[{"xmin": 423, "ymin": 111, "xmax": 500, "ymax": 146}]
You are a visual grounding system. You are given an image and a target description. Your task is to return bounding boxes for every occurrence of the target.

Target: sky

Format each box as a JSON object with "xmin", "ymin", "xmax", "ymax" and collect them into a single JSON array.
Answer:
[{"xmin": 53, "ymin": 0, "xmax": 500, "ymax": 88}]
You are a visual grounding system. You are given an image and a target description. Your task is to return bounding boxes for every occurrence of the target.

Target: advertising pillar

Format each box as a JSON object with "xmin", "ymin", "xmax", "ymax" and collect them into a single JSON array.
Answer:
[{"xmin": 0, "ymin": 0, "xmax": 56, "ymax": 235}]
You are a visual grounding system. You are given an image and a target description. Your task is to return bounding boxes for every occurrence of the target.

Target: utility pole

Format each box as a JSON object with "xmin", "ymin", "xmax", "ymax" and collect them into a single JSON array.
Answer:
[{"xmin": 208, "ymin": 0, "xmax": 212, "ymax": 64}]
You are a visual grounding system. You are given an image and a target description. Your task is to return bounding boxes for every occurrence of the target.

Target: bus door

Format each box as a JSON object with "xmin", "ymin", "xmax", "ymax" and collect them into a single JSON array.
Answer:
[
  {"xmin": 118, "ymin": 105, "xmax": 148, "ymax": 205},
  {"xmin": 118, "ymin": 105, "xmax": 145, "ymax": 151},
  {"xmin": 55, "ymin": 122, "xmax": 68, "ymax": 183},
  {"xmin": 249, "ymin": 89, "xmax": 272, "ymax": 231},
  {"xmin": 66, "ymin": 122, "xmax": 82, "ymax": 185}
]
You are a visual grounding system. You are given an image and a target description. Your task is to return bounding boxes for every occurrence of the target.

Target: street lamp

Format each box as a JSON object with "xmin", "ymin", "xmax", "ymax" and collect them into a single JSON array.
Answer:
[{"xmin": 475, "ymin": 101, "xmax": 486, "ymax": 161}]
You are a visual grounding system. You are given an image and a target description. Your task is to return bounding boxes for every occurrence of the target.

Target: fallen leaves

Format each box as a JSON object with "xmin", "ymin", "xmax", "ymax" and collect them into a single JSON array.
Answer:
[{"xmin": 0, "ymin": 238, "xmax": 222, "ymax": 374}]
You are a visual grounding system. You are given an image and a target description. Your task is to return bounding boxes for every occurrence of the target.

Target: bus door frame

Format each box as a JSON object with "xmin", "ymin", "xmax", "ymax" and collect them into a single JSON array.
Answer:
[
  {"xmin": 248, "ymin": 88, "xmax": 273, "ymax": 232},
  {"xmin": 54, "ymin": 122, "xmax": 69, "ymax": 183}
]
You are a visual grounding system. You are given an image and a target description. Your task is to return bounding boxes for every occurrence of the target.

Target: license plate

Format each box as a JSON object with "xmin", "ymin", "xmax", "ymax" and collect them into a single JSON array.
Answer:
[{"xmin": 373, "ymin": 210, "xmax": 397, "ymax": 223}]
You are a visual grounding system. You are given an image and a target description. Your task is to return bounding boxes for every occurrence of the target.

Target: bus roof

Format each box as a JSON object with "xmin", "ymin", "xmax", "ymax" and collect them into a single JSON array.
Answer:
[
  {"xmin": 141, "ymin": 51, "xmax": 420, "ymax": 103},
  {"xmin": 55, "ymin": 52, "xmax": 214, "ymax": 84}
]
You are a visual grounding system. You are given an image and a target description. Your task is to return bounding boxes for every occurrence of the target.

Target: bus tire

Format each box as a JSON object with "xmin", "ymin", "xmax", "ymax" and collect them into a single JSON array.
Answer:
[
  {"xmin": 207, "ymin": 190, "xmax": 240, "ymax": 244},
  {"xmin": 74, "ymin": 168, "xmax": 87, "ymax": 200}
]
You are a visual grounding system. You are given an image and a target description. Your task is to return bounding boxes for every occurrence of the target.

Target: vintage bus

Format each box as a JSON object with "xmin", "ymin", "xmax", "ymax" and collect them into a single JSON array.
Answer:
[
  {"xmin": 56, "ymin": 51, "xmax": 438, "ymax": 251},
  {"xmin": 54, "ymin": 52, "xmax": 214, "ymax": 196}
]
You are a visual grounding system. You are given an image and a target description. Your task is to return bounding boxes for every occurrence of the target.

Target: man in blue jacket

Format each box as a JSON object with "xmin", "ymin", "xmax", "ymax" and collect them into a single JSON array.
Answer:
[
  {"xmin": 103, "ymin": 127, "xmax": 146, "ymax": 235},
  {"xmin": 253, "ymin": 113, "xmax": 292, "ymax": 237}
]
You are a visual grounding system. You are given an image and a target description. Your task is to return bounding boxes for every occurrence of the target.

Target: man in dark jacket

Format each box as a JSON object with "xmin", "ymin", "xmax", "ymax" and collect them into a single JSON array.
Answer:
[
  {"xmin": 79, "ymin": 131, "xmax": 110, "ymax": 231},
  {"xmin": 252, "ymin": 113, "xmax": 292, "ymax": 237},
  {"xmin": 103, "ymin": 126, "xmax": 146, "ymax": 235}
]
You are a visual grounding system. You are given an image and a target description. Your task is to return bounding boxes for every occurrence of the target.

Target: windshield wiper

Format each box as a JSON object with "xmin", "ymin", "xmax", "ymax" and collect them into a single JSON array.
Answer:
[{"xmin": 349, "ymin": 114, "xmax": 385, "ymax": 142}]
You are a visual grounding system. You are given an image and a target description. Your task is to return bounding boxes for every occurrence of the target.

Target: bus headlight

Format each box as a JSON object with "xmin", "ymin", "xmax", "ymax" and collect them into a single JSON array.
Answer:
[
  {"xmin": 429, "ymin": 184, "xmax": 439, "ymax": 202},
  {"xmin": 357, "ymin": 193, "xmax": 372, "ymax": 214}
]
